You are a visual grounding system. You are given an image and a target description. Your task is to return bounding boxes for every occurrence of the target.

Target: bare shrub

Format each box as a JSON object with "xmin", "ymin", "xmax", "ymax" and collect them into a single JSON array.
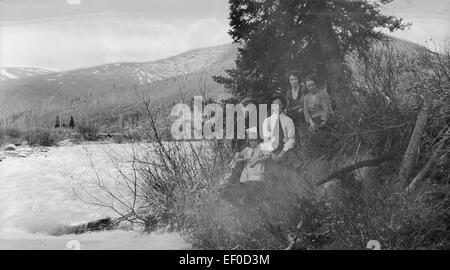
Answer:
[
  {"xmin": 77, "ymin": 123, "xmax": 99, "ymax": 140},
  {"xmin": 24, "ymin": 128, "xmax": 57, "ymax": 146},
  {"xmin": 74, "ymin": 100, "xmax": 232, "ymax": 232},
  {"xmin": 4, "ymin": 127, "xmax": 23, "ymax": 139}
]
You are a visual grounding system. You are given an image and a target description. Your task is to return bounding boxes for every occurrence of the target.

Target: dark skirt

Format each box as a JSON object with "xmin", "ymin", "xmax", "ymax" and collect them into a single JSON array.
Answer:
[{"xmin": 286, "ymin": 110, "xmax": 303, "ymax": 127}]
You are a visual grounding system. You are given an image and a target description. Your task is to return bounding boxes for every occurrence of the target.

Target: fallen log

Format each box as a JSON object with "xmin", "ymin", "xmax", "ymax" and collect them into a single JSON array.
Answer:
[
  {"xmin": 54, "ymin": 217, "xmax": 112, "ymax": 235},
  {"xmin": 316, "ymin": 153, "xmax": 399, "ymax": 187}
]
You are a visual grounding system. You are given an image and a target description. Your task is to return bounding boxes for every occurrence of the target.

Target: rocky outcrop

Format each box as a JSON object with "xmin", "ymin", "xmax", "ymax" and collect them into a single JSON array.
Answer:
[
  {"xmin": 4, "ymin": 144, "xmax": 17, "ymax": 151},
  {"xmin": 57, "ymin": 139, "xmax": 74, "ymax": 147},
  {"xmin": 0, "ymin": 146, "xmax": 49, "ymax": 159}
]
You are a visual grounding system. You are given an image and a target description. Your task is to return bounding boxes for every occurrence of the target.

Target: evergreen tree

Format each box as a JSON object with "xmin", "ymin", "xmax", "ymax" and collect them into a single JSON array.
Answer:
[
  {"xmin": 215, "ymin": 0, "xmax": 406, "ymax": 107},
  {"xmin": 55, "ymin": 115, "xmax": 60, "ymax": 128},
  {"xmin": 69, "ymin": 116, "xmax": 75, "ymax": 129}
]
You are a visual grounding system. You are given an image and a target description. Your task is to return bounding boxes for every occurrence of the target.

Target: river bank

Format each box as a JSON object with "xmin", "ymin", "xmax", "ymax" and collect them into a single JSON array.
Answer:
[{"xmin": 0, "ymin": 143, "xmax": 189, "ymax": 250}]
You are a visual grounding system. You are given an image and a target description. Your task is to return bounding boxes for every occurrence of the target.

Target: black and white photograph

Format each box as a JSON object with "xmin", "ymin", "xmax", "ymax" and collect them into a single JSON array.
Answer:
[{"xmin": 0, "ymin": 0, "xmax": 449, "ymax": 253}]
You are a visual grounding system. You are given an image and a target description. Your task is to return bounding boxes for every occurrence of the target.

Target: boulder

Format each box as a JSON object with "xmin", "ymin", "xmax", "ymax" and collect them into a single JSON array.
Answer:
[
  {"xmin": 18, "ymin": 152, "xmax": 30, "ymax": 158},
  {"xmin": 4, "ymin": 151, "xmax": 19, "ymax": 157},
  {"xmin": 4, "ymin": 144, "xmax": 17, "ymax": 151},
  {"xmin": 57, "ymin": 139, "xmax": 73, "ymax": 147}
]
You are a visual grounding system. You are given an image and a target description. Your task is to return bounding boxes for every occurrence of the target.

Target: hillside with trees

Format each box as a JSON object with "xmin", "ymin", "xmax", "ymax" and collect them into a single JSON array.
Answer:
[{"xmin": 0, "ymin": 44, "xmax": 238, "ymax": 131}]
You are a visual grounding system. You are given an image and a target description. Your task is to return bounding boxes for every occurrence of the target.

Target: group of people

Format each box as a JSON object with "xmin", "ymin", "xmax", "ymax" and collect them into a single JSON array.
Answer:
[
  {"xmin": 221, "ymin": 70, "xmax": 333, "ymax": 205},
  {"xmin": 285, "ymin": 70, "xmax": 332, "ymax": 132}
]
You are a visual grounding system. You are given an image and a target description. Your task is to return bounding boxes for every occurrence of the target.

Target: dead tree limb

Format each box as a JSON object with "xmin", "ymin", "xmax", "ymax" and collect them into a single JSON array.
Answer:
[
  {"xmin": 397, "ymin": 93, "xmax": 433, "ymax": 190},
  {"xmin": 406, "ymin": 151, "xmax": 440, "ymax": 193},
  {"xmin": 316, "ymin": 153, "xmax": 399, "ymax": 187},
  {"xmin": 407, "ymin": 129, "xmax": 449, "ymax": 192}
]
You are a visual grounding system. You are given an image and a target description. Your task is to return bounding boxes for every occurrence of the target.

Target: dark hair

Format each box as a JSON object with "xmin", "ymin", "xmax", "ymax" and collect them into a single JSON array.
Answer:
[
  {"xmin": 287, "ymin": 70, "xmax": 301, "ymax": 81},
  {"xmin": 271, "ymin": 96, "xmax": 286, "ymax": 106},
  {"xmin": 305, "ymin": 74, "xmax": 317, "ymax": 84},
  {"xmin": 240, "ymin": 97, "xmax": 257, "ymax": 105}
]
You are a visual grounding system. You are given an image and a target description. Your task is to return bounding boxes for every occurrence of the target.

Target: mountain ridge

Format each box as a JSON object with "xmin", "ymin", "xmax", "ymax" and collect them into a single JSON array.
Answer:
[
  {"xmin": 0, "ymin": 43, "xmax": 239, "ymax": 129},
  {"xmin": 0, "ymin": 37, "xmax": 422, "ymax": 130}
]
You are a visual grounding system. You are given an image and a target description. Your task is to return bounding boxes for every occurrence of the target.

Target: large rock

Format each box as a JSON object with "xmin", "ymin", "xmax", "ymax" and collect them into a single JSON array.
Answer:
[
  {"xmin": 57, "ymin": 139, "xmax": 73, "ymax": 147},
  {"xmin": 4, "ymin": 144, "xmax": 17, "ymax": 151},
  {"xmin": 17, "ymin": 152, "xmax": 30, "ymax": 158},
  {"xmin": 4, "ymin": 151, "xmax": 19, "ymax": 157}
]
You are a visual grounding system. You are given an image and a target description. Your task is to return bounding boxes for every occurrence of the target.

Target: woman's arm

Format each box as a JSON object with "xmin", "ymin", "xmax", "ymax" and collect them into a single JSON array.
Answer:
[
  {"xmin": 321, "ymin": 91, "xmax": 332, "ymax": 123},
  {"xmin": 304, "ymin": 95, "xmax": 319, "ymax": 131},
  {"xmin": 234, "ymin": 151, "xmax": 245, "ymax": 162},
  {"xmin": 253, "ymin": 155, "xmax": 271, "ymax": 163},
  {"xmin": 295, "ymin": 94, "xmax": 303, "ymax": 113},
  {"xmin": 295, "ymin": 95, "xmax": 305, "ymax": 112},
  {"xmin": 248, "ymin": 154, "xmax": 271, "ymax": 167},
  {"xmin": 286, "ymin": 90, "xmax": 291, "ymax": 110},
  {"xmin": 304, "ymin": 95, "xmax": 313, "ymax": 124}
]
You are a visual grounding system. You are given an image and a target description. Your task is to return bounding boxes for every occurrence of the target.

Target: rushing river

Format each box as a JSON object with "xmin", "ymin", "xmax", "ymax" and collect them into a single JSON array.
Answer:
[{"xmin": 0, "ymin": 143, "xmax": 189, "ymax": 250}]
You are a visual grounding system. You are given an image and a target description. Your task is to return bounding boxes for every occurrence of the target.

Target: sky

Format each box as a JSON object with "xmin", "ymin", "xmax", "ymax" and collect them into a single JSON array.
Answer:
[{"xmin": 0, "ymin": 0, "xmax": 448, "ymax": 71}]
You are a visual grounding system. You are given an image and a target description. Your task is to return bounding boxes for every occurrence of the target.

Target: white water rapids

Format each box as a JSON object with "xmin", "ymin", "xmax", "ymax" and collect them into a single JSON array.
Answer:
[{"xmin": 0, "ymin": 143, "xmax": 189, "ymax": 250}]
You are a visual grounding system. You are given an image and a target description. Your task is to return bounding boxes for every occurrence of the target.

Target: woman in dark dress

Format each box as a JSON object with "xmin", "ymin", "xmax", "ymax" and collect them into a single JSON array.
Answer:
[{"xmin": 285, "ymin": 70, "xmax": 305, "ymax": 127}]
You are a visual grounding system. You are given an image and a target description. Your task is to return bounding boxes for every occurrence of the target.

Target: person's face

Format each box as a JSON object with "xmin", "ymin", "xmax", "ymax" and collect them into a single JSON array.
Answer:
[
  {"xmin": 306, "ymin": 80, "xmax": 318, "ymax": 94},
  {"xmin": 249, "ymin": 139, "xmax": 258, "ymax": 148},
  {"xmin": 271, "ymin": 99, "xmax": 284, "ymax": 114},
  {"xmin": 290, "ymin": 75, "xmax": 299, "ymax": 88}
]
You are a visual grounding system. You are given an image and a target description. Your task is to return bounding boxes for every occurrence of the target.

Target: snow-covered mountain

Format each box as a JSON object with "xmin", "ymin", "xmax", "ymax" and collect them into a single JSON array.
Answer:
[
  {"xmin": 85, "ymin": 44, "xmax": 236, "ymax": 85},
  {"xmin": 0, "ymin": 43, "xmax": 239, "ymax": 129},
  {"xmin": 0, "ymin": 67, "xmax": 55, "ymax": 81},
  {"xmin": 0, "ymin": 37, "xmax": 420, "ymax": 130}
]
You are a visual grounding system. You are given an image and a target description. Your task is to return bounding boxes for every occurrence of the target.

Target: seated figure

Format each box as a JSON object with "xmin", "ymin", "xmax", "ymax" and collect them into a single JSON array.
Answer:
[
  {"xmin": 303, "ymin": 77, "xmax": 332, "ymax": 132},
  {"xmin": 235, "ymin": 127, "xmax": 271, "ymax": 203},
  {"xmin": 261, "ymin": 97, "xmax": 299, "ymax": 169},
  {"xmin": 220, "ymin": 127, "xmax": 270, "ymax": 204}
]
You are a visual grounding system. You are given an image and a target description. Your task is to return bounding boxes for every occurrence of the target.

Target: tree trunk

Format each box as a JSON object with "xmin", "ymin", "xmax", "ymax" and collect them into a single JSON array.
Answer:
[
  {"xmin": 406, "ymin": 149, "xmax": 438, "ymax": 193},
  {"xmin": 397, "ymin": 93, "xmax": 432, "ymax": 190},
  {"xmin": 407, "ymin": 128, "xmax": 449, "ymax": 192},
  {"xmin": 313, "ymin": 2, "xmax": 348, "ymax": 109}
]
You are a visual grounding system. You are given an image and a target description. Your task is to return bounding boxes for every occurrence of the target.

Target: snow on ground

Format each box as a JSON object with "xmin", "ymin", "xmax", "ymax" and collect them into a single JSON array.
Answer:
[
  {"xmin": 0, "ymin": 144, "xmax": 190, "ymax": 250},
  {"xmin": 0, "ymin": 68, "xmax": 19, "ymax": 80}
]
